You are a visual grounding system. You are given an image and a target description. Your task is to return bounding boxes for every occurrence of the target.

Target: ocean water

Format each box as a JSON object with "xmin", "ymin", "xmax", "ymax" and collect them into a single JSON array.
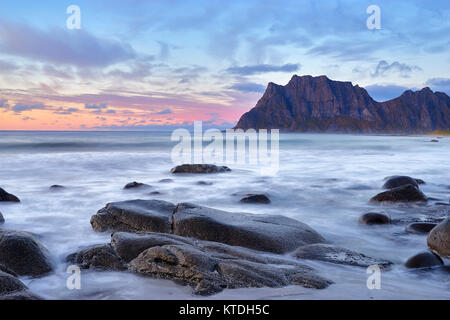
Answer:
[{"xmin": 0, "ymin": 131, "xmax": 449, "ymax": 300}]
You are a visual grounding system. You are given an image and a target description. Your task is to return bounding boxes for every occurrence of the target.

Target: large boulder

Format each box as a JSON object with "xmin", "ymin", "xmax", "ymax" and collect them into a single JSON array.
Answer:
[
  {"xmin": 405, "ymin": 251, "xmax": 443, "ymax": 269},
  {"xmin": 0, "ymin": 271, "xmax": 42, "ymax": 300},
  {"xmin": 91, "ymin": 199, "xmax": 175, "ymax": 233},
  {"xmin": 0, "ymin": 188, "xmax": 20, "ymax": 202},
  {"xmin": 370, "ymin": 184, "xmax": 427, "ymax": 203},
  {"xmin": 292, "ymin": 244, "xmax": 393, "ymax": 269},
  {"xmin": 382, "ymin": 176, "xmax": 424, "ymax": 189},
  {"xmin": 0, "ymin": 230, "xmax": 53, "ymax": 277},
  {"xmin": 66, "ymin": 244, "xmax": 127, "ymax": 271},
  {"xmin": 171, "ymin": 164, "xmax": 231, "ymax": 174},
  {"xmin": 172, "ymin": 203, "xmax": 326, "ymax": 254},
  {"xmin": 427, "ymin": 217, "xmax": 450, "ymax": 258}
]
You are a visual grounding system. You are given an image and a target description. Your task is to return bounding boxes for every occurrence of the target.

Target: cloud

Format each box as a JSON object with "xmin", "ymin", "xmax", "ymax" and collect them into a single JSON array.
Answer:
[
  {"xmin": 425, "ymin": 78, "xmax": 450, "ymax": 94},
  {"xmin": 85, "ymin": 104, "xmax": 107, "ymax": 110},
  {"xmin": 0, "ymin": 20, "xmax": 136, "ymax": 67},
  {"xmin": 12, "ymin": 103, "xmax": 46, "ymax": 113},
  {"xmin": 0, "ymin": 99, "xmax": 9, "ymax": 109},
  {"xmin": 371, "ymin": 60, "xmax": 422, "ymax": 78},
  {"xmin": 229, "ymin": 82, "xmax": 266, "ymax": 93},
  {"xmin": 53, "ymin": 107, "xmax": 79, "ymax": 115},
  {"xmin": 365, "ymin": 84, "xmax": 411, "ymax": 102},
  {"xmin": 152, "ymin": 108, "xmax": 172, "ymax": 115},
  {"xmin": 226, "ymin": 63, "xmax": 300, "ymax": 75}
]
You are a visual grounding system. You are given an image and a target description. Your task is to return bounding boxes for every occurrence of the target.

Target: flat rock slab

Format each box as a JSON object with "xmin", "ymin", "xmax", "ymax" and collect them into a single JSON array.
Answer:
[
  {"xmin": 292, "ymin": 244, "xmax": 393, "ymax": 269},
  {"xmin": 171, "ymin": 164, "xmax": 231, "ymax": 174},
  {"xmin": 0, "ymin": 188, "xmax": 20, "ymax": 202},
  {"xmin": 173, "ymin": 203, "xmax": 326, "ymax": 254},
  {"xmin": 370, "ymin": 184, "xmax": 427, "ymax": 203},
  {"xmin": 0, "ymin": 230, "xmax": 53, "ymax": 277},
  {"xmin": 427, "ymin": 217, "xmax": 450, "ymax": 258},
  {"xmin": 91, "ymin": 199, "xmax": 175, "ymax": 233}
]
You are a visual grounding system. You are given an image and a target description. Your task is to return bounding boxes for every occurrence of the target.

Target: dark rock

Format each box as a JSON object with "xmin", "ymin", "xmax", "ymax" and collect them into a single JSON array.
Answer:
[
  {"xmin": 0, "ymin": 188, "xmax": 20, "ymax": 202},
  {"xmin": 0, "ymin": 290, "xmax": 42, "ymax": 300},
  {"xmin": 234, "ymin": 75, "xmax": 450, "ymax": 134},
  {"xmin": 50, "ymin": 185, "xmax": 65, "ymax": 189},
  {"xmin": 0, "ymin": 212, "xmax": 4, "ymax": 224},
  {"xmin": 382, "ymin": 176, "xmax": 422, "ymax": 189},
  {"xmin": 405, "ymin": 222, "xmax": 437, "ymax": 234},
  {"xmin": 124, "ymin": 182, "xmax": 151, "ymax": 189},
  {"xmin": 149, "ymin": 191, "xmax": 162, "ymax": 195},
  {"xmin": 0, "ymin": 264, "xmax": 17, "ymax": 277},
  {"xmin": 0, "ymin": 230, "xmax": 53, "ymax": 277},
  {"xmin": 197, "ymin": 181, "xmax": 213, "ymax": 186},
  {"xmin": 159, "ymin": 179, "xmax": 174, "ymax": 183},
  {"xmin": 430, "ymin": 139, "xmax": 439, "ymax": 142},
  {"xmin": 240, "ymin": 194, "xmax": 271, "ymax": 204},
  {"xmin": 370, "ymin": 184, "xmax": 427, "ymax": 203},
  {"xmin": 405, "ymin": 251, "xmax": 443, "ymax": 269},
  {"xmin": 171, "ymin": 164, "xmax": 231, "ymax": 174},
  {"xmin": 0, "ymin": 271, "xmax": 27, "ymax": 295},
  {"xmin": 91, "ymin": 199, "xmax": 175, "ymax": 233},
  {"xmin": 292, "ymin": 244, "xmax": 393, "ymax": 269},
  {"xmin": 427, "ymin": 217, "xmax": 450, "ymax": 258},
  {"xmin": 359, "ymin": 212, "xmax": 391, "ymax": 225},
  {"xmin": 172, "ymin": 203, "xmax": 326, "ymax": 254},
  {"xmin": 66, "ymin": 244, "xmax": 127, "ymax": 271}
]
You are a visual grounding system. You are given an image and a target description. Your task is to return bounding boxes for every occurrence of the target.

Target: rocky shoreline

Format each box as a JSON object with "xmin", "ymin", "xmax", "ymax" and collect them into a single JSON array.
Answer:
[{"xmin": 0, "ymin": 166, "xmax": 449, "ymax": 299}]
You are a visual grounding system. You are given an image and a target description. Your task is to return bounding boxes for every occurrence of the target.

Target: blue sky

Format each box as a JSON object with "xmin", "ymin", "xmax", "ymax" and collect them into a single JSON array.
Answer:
[{"xmin": 0, "ymin": 0, "xmax": 449, "ymax": 129}]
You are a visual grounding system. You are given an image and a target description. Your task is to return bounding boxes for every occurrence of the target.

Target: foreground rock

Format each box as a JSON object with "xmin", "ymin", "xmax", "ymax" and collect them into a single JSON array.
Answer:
[
  {"xmin": 0, "ymin": 212, "xmax": 4, "ymax": 224},
  {"xmin": 406, "ymin": 222, "xmax": 437, "ymax": 234},
  {"xmin": 427, "ymin": 217, "xmax": 450, "ymax": 258},
  {"xmin": 124, "ymin": 182, "xmax": 151, "ymax": 189},
  {"xmin": 359, "ymin": 212, "xmax": 391, "ymax": 225},
  {"xmin": 69, "ymin": 232, "xmax": 333, "ymax": 296},
  {"xmin": 240, "ymin": 194, "xmax": 271, "ymax": 204},
  {"xmin": 0, "ymin": 230, "xmax": 53, "ymax": 277},
  {"xmin": 171, "ymin": 164, "xmax": 231, "ymax": 174},
  {"xmin": 91, "ymin": 199, "xmax": 175, "ymax": 233},
  {"xmin": 405, "ymin": 251, "xmax": 443, "ymax": 269},
  {"xmin": 66, "ymin": 244, "xmax": 127, "ymax": 271},
  {"xmin": 292, "ymin": 244, "xmax": 392, "ymax": 269},
  {"xmin": 92, "ymin": 200, "xmax": 326, "ymax": 254},
  {"xmin": 370, "ymin": 184, "xmax": 427, "ymax": 203},
  {"xmin": 382, "ymin": 176, "xmax": 424, "ymax": 189},
  {"xmin": 0, "ymin": 271, "xmax": 41, "ymax": 300},
  {"xmin": 0, "ymin": 188, "xmax": 20, "ymax": 202}
]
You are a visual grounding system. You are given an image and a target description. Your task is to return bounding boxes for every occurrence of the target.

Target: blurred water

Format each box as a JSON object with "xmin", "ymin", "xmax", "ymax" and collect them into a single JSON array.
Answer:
[{"xmin": 0, "ymin": 131, "xmax": 449, "ymax": 299}]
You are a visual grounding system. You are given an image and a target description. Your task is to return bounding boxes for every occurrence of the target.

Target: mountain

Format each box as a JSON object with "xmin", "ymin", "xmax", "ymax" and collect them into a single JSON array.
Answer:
[{"xmin": 234, "ymin": 75, "xmax": 450, "ymax": 133}]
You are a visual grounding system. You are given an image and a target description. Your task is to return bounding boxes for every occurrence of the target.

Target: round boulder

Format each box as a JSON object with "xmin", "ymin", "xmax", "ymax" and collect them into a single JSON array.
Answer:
[
  {"xmin": 406, "ymin": 222, "xmax": 437, "ymax": 234},
  {"xmin": 405, "ymin": 251, "xmax": 443, "ymax": 269},
  {"xmin": 427, "ymin": 217, "xmax": 450, "ymax": 258},
  {"xmin": 370, "ymin": 184, "xmax": 427, "ymax": 203},
  {"xmin": 240, "ymin": 194, "xmax": 271, "ymax": 204},
  {"xmin": 359, "ymin": 212, "xmax": 391, "ymax": 225}
]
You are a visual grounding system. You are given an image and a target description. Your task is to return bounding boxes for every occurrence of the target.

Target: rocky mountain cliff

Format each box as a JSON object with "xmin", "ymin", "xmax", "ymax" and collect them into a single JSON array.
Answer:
[{"xmin": 234, "ymin": 75, "xmax": 449, "ymax": 133}]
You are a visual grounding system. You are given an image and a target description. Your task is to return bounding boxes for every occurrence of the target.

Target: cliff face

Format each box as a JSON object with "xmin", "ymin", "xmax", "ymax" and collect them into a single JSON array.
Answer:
[{"xmin": 234, "ymin": 75, "xmax": 450, "ymax": 133}]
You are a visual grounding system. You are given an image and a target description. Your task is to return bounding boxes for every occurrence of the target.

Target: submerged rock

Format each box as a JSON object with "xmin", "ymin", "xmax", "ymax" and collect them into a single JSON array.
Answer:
[
  {"xmin": 382, "ymin": 176, "xmax": 424, "ymax": 189},
  {"xmin": 0, "ymin": 188, "xmax": 20, "ymax": 203},
  {"xmin": 359, "ymin": 212, "xmax": 391, "ymax": 225},
  {"xmin": 124, "ymin": 182, "xmax": 151, "ymax": 189},
  {"xmin": 171, "ymin": 164, "xmax": 231, "ymax": 174},
  {"xmin": 91, "ymin": 199, "xmax": 175, "ymax": 233},
  {"xmin": 427, "ymin": 217, "xmax": 450, "ymax": 258},
  {"xmin": 159, "ymin": 179, "xmax": 174, "ymax": 183},
  {"xmin": 240, "ymin": 194, "xmax": 271, "ymax": 204},
  {"xmin": 66, "ymin": 244, "xmax": 127, "ymax": 271},
  {"xmin": 0, "ymin": 212, "xmax": 4, "ymax": 224},
  {"xmin": 197, "ymin": 181, "xmax": 213, "ymax": 186},
  {"xmin": 405, "ymin": 251, "xmax": 443, "ymax": 269},
  {"xmin": 0, "ymin": 230, "xmax": 53, "ymax": 277},
  {"xmin": 292, "ymin": 244, "xmax": 393, "ymax": 269},
  {"xmin": 370, "ymin": 184, "xmax": 427, "ymax": 203},
  {"xmin": 406, "ymin": 222, "xmax": 437, "ymax": 234},
  {"xmin": 50, "ymin": 185, "xmax": 65, "ymax": 190}
]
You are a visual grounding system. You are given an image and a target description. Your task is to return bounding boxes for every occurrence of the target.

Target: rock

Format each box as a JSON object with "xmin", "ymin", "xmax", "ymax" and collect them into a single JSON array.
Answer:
[
  {"xmin": 0, "ymin": 212, "xmax": 4, "ymax": 224},
  {"xmin": 427, "ymin": 217, "xmax": 450, "ymax": 258},
  {"xmin": 292, "ymin": 244, "xmax": 393, "ymax": 269},
  {"xmin": 240, "ymin": 194, "xmax": 271, "ymax": 204},
  {"xmin": 0, "ymin": 188, "xmax": 20, "ymax": 202},
  {"xmin": 0, "ymin": 264, "xmax": 17, "ymax": 277},
  {"xmin": 0, "ymin": 271, "xmax": 27, "ymax": 295},
  {"xmin": 430, "ymin": 139, "xmax": 439, "ymax": 142},
  {"xmin": 50, "ymin": 185, "xmax": 65, "ymax": 189},
  {"xmin": 405, "ymin": 251, "xmax": 443, "ymax": 269},
  {"xmin": 197, "ymin": 181, "xmax": 213, "ymax": 186},
  {"xmin": 370, "ymin": 184, "xmax": 427, "ymax": 203},
  {"xmin": 172, "ymin": 203, "xmax": 326, "ymax": 254},
  {"xmin": 382, "ymin": 176, "xmax": 423, "ymax": 189},
  {"xmin": 91, "ymin": 199, "xmax": 176, "ymax": 233},
  {"xmin": 359, "ymin": 212, "xmax": 391, "ymax": 225},
  {"xmin": 171, "ymin": 164, "xmax": 231, "ymax": 174},
  {"xmin": 124, "ymin": 182, "xmax": 151, "ymax": 189},
  {"xmin": 0, "ymin": 290, "xmax": 42, "ymax": 300},
  {"xmin": 149, "ymin": 191, "xmax": 162, "ymax": 195},
  {"xmin": 66, "ymin": 244, "xmax": 127, "ymax": 271},
  {"xmin": 159, "ymin": 179, "xmax": 174, "ymax": 183},
  {"xmin": 0, "ymin": 230, "xmax": 53, "ymax": 277},
  {"xmin": 406, "ymin": 222, "xmax": 437, "ymax": 234}
]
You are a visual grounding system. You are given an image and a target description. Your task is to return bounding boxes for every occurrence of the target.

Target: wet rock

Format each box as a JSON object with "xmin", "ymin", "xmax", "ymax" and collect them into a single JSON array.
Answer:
[
  {"xmin": 91, "ymin": 199, "xmax": 175, "ymax": 233},
  {"xmin": 370, "ymin": 184, "xmax": 427, "ymax": 203},
  {"xmin": 124, "ymin": 182, "xmax": 151, "ymax": 189},
  {"xmin": 173, "ymin": 203, "xmax": 326, "ymax": 254},
  {"xmin": 66, "ymin": 244, "xmax": 127, "ymax": 271},
  {"xmin": 382, "ymin": 176, "xmax": 424, "ymax": 189},
  {"xmin": 427, "ymin": 217, "xmax": 450, "ymax": 258},
  {"xmin": 0, "ymin": 290, "xmax": 42, "ymax": 300},
  {"xmin": 159, "ymin": 179, "xmax": 174, "ymax": 183},
  {"xmin": 359, "ymin": 212, "xmax": 391, "ymax": 225},
  {"xmin": 406, "ymin": 222, "xmax": 437, "ymax": 234},
  {"xmin": 197, "ymin": 181, "xmax": 213, "ymax": 186},
  {"xmin": 0, "ymin": 188, "xmax": 20, "ymax": 202},
  {"xmin": 0, "ymin": 212, "xmax": 4, "ymax": 224},
  {"xmin": 171, "ymin": 164, "xmax": 231, "ymax": 174},
  {"xmin": 50, "ymin": 185, "xmax": 65, "ymax": 189},
  {"xmin": 405, "ymin": 251, "xmax": 443, "ymax": 269},
  {"xmin": 430, "ymin": 139, "xmax": 439, "ymax": 142},
  {"xmin": 292, "ymin": 244, "xmax": 393, "ymax": 269},
  {"xmin": 0, "ymin": 230, "xmax": 53, "ymax": 277},
  {"xmin": 0, "ymin": 271, "xmax": 27, "ymax": 295},
  {"xmin": 240, "ymin": 194, "xmax": 271, "ymax": 204},
  {"xmin": 149, "ymin": 191, "xmax": 162, "ymax": 195}
]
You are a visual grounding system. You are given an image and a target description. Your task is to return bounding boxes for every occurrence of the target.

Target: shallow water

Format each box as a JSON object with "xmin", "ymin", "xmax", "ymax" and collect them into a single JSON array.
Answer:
[{"xmin": 0, "ymin": 131, "xmax": 449, "ymax": 299}]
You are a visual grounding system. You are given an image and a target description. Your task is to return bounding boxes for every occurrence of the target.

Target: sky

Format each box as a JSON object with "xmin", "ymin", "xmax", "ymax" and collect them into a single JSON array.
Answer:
[{"xmin": 0, "ymin": 0, "xmax": 449, "ymax": 130}]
